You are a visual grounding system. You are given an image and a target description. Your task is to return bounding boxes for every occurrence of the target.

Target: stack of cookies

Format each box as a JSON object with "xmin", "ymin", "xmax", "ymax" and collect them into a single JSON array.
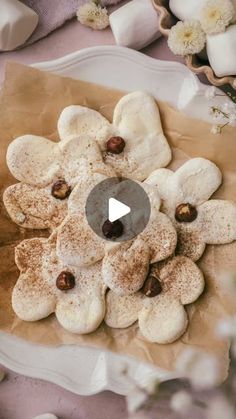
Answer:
[{"xmin": 4, "ymin": 91, "xmax": 236, "ymax": 344}]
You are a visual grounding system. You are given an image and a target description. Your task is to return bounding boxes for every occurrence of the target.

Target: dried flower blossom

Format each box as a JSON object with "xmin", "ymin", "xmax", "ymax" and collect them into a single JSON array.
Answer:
[
  {"xmin": 168, "ymin": 20, "xmax": 206, "ymax": 56},
  {"xmin": 200, "ymin": 0, "xmax": 235, "ymax": 34},
  {"xmin": 77, "ymin": 1, "xmax": 109, "ymax": 30}
]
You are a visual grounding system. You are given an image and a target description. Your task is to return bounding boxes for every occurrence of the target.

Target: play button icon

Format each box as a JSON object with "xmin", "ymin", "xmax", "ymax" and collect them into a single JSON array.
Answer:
[
  {"xmin": 85, "ymin": 177, "xmax": 151, "ymax": 242},
  {"xmin": 108, "ymin": 198, "xmax": 131, "ymax": 222}
]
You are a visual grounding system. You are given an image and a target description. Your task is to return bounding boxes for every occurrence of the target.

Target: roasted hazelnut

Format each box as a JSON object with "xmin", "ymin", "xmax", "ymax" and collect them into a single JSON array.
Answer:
[
  {"xmin": 51, "ymin": 180, "xmax": 71, "ymax": 200},
  {"xmin": 106, "ymin": 136, "xmax": 125, "ymax": 154},
  {"xmin": 142, "ymin": 275, "xmax": 162, "ymax": 298},
  {"xmin": 56, "ymin": 271, "xmax": 75, "ymax": 291},
  {"xmin": 175, "ymin": 203, "xmax": 198, "ymax": 223},
  {"xmin": 102, "ymin": 219, "xmax": 124, "ymax": 239}
]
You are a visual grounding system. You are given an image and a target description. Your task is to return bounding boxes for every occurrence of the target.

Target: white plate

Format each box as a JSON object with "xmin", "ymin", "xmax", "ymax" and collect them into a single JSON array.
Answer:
[{"xmin": 0, "ymin": 46, "xmax": 228, "ymax": 396}]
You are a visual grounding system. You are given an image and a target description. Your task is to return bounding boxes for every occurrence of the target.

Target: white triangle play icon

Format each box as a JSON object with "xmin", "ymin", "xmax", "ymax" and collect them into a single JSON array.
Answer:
[{"xmin": 108, "ymin": 198, "xmax": 131, "ymax": 222}]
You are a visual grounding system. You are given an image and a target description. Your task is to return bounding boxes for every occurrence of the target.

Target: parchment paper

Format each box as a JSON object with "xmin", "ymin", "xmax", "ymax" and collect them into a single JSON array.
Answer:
[{"xmin": 0, "ymin": 62, "xmax": 235, "ymax": 379}]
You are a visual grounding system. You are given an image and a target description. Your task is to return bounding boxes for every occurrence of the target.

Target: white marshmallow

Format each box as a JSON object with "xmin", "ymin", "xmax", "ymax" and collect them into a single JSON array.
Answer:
[
  {"xmin": 169, "ymin": 0, "xmax": 206, "ymax": 21},
  {"xmin": 109, "ymin": 0, "xmax": 161, "ymax": 50},
  {"xmin": 0, "ymin": 0, "xmax": 38, "ymax": 51},
  {"xmin": 207, "ymin": 25, "xmax": 236, "ymax": 77}
]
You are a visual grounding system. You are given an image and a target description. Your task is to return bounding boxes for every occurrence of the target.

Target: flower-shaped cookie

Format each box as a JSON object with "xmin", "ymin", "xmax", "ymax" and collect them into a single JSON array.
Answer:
[
  {"xmin": 146, "ymin": 157, "xmax": 236, "ymax": 261},
  {"xmin": 4, "ymin": 134, "xmax": 114, "ymax": 229},
  {"xmin": 57, "ymin": 91, "xmax": 172, "ymax": 181},
  {"xmin": 12, "ymin": 232, "xmax": 106, "ymax": 334},
  {"xmin": 105, "ymin": 256, "xmax": 205, "ymax": 344},
  {"xmin": 57, "ymin": 174, "xmax": 177, "ymax": 294}
]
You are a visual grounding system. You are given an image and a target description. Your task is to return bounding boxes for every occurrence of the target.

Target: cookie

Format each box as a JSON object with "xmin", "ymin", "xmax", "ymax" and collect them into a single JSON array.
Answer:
[
  {"xmin": 12, "ymin": 232, "xmax": 106, "ymax": 334},
  {"xmin": 57, "ymin": 91, "xmax": 172, "ymax": 181},
  {"xmin": 56, "ymin": 172, "xmax": 110, "ymax": 267},
  {"xmin": 4, "ymin": 135, "xmax": 114, "ymax": 229},
  {"xmin": 146, "ymin": 157, "xmax": 236, "ymax": 261},
  {"xmin": 102, "ymin": 181, "xmax": 177, "ymax": 295},
  {"xmin": 105, "ymin": 256, "xmax": 205, "ymax": 344},
  {"xmin": 57, "ymin": 176, "xmax": 177, "ymax": 281}
]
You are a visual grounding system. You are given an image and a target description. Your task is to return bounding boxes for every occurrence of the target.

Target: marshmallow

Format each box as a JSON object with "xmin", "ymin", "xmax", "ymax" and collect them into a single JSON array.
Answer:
[
  {"xmin": 169, "ymin": 0, "xmax": 206, "ymax": 21},
  {"xmin": 109, "ymin": 0, "xmax": 161, "ymax": 50},
  {"xmin": 0, "ymin": 0, "xmax": 38, "ymax": 51},
  {"xmin": 207, "ymin": 25, "xmax": 236, "ymax": 77}
]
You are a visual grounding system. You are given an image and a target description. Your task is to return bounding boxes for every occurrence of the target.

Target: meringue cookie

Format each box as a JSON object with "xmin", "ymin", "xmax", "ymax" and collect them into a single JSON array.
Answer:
[
  {"xmin": 57, "ymin": 91, "xmax": 171, "ymax": 181},
  {"xmin": 12, "ymin": 233, "xmax": 106, "ymax": 334},
  {"xmin": 102, "ymin": 185, "xmax": 177, "ymax": 295},
  {"xmin": 4, "ymin": 135, "xmax": 114, "ymax": 229},
  {"xmin": 105, "ymin": 256, "xmax": 204, "ymax": 344},
  {"xmin": 146, "ymin": 157, "xmax": 236, "ymax": 261},
  {"xmin": 57, "ymin": 173, "xmax": 177, "ymax": 288}
]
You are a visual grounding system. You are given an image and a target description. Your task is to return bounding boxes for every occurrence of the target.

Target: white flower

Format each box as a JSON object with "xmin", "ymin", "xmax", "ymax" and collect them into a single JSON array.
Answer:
[
  {"xmin": 126, "ymin": 387, "xmax": 148, "ymax": 413},
  {"xmin": 200, "ymin": 0, "xmax": 235, "ymax": 34},
  {"xmin": 170, "ymin": 391, "xmax": 192, "ymax": 415},
  {"xmin": 77, "ymin": 2, "xmax": 109, "ymax": 30},
  {"xmin": 211, "ymin": 124, "xmax": 222, "ymax": 134},
  {"xmin": 206, "ymin": 396, "xmax": 235, "ymax": 419},
  {"xmin": 168, "ymin": 20, "xmax": 206, "ymax": 56},
  {"xmin": 175, "ymin": 348, "xmax": 221, "ymax": 389},
  {"xmin": 217, "ymin": 315, "xmax": 236, "ymax": 338},
  {"xmin": 205, "ymin": 86, "xmax": 217, "ymax": 100}
]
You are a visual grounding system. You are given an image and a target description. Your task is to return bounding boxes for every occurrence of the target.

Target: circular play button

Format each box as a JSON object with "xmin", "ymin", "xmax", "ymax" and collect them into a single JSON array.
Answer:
[{"xmin": 85, "ymin": 177, "xmax": 151, "ymax": 242}]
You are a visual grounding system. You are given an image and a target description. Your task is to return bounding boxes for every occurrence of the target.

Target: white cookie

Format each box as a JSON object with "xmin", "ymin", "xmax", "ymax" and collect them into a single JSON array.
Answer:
[
  {"xmin": 146, "ymin": 158, "xmax": 236, "ymax": 261},
  {"xmin": 58, "ymin": 91, "xmax": 171, "ymax": 181},
  {"xmin": 57, "ymin": 175, "xmax": 177, "ymax": 290},
  {"xmin": 4, "ymin": 135, "xmax": 114, "ymax": 229},
  {"xmin": 105, "ymin": 256, "xmax": 205, "ymax": 344},
  {"xmin": 102, "ymin": 186, "xmax": 177, "ymax": 295},
  {"xmin": 12, "ymin": 233, "xmax": 106, "ymax": 334}
]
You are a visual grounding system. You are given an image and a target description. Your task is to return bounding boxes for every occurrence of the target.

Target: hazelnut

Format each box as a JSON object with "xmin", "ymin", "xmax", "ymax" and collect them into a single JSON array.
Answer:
[
  {"xmin": 106, "ymin": 136, "xmax": 125, "ymax": 154},
  {"xmin": 102, "ymin": 219, "xmax": 124, "ymax": 239},
  {"xmin": 51, "ymin": 180, "xmax": 71, "ymax": 200},
  {"xmin": 175, "ymin": 203, "xmax": 198, "ymax": 223},
  {"xmin": 142, "ymin": 275, "xmax": 162, "ymax": 298},
  {"xmin": 56, "ymin": 271, "xmax": 75, "ymax": 291}
]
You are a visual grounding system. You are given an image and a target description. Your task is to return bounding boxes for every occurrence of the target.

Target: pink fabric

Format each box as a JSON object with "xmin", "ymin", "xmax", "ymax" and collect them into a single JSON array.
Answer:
[{"xmin": 21, "ymin": 0, "xmax": 123, "ymax": 46}]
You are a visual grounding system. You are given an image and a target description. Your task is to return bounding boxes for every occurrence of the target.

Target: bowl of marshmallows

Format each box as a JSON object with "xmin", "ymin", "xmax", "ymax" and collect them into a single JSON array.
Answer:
[{"xmin": 153, "ymin": 0, "xmax": 236, "ymax": 88}]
